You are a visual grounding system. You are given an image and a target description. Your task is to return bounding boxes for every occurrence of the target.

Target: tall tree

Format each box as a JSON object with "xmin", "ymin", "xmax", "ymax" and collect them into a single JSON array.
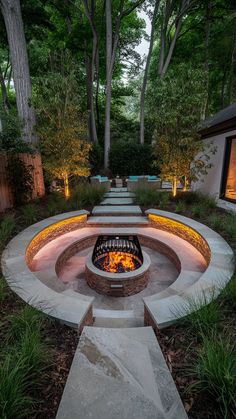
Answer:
[
  {"xmin": 140, "ymin": 0, "xmax": 160, "ymax": 144},
  {"xmin": 0, "ymin": 0, "xmax": 38, "ymax": 145},
  {"xmin": 104, "ymin": 0, "xmax": 144, "ymax": 169}
]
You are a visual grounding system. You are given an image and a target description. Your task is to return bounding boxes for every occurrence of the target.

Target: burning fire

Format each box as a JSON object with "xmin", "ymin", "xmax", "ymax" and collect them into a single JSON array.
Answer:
[{"xmin": 103, "ymin": 252, "xmax": 136, "ymax": 273}]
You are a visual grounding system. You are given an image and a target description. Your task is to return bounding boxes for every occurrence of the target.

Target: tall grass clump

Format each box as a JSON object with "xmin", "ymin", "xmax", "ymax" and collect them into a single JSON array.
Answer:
[
  {"xmin": 46, "ymin": 192, "xmax": 68, "ymax": 216},
  {"xmin": 21, "ymin": 204, "xmax": 38, "ymax": 226},
  {"xmin": 0, "ymin": 354, "xmax": 34, "ymax": 419},
  {"xmin": 176, "ymin": 292, "xmax": 221, "ymax": 337},
  {"xmin": 0, "ymin": 277, "xmax": 7, "ymax": 305},
  {"xmin": 0, "ymin": 214, "xmax": 15, "ymax": 248},
  {"xmin": 70, "ymin": 183, "xmax": 106, "ymax": 209},
  {"xmin": 192, "ymin": 333, "xmax": 236, "ymax": 418},
  {"xmin": 7, "ymin": 305, "xmax": 46, "ymax": 342},
  {"xmin": 222, "ymin": 213, "xmax": 236, "ymax": 245},
  {"xmin": 134, "ymin": 185, "xmax": 169, "ymax": 208},
  {"xmin": 175, "ymin": 201, "xmax": 187, "ymax": 214},
  {"xmin": 220, "ymin": 275, "xmax": 236, "ymax": 310},
  {"xmin": 208, "ymin": 214, "xmax": 222, "ymax": 231},
  {"xmin": 191, "ymin": 203, "xmax": 206, "ymax": 218}
]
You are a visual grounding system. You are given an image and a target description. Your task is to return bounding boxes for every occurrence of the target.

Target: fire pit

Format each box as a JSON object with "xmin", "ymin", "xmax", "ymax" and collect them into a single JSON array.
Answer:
[
  {"xmin": 85, "ymin": 235, "xmax": 150, "ymax": 297},
  {"xmin": 92, "ymin": 235, "xmax": 143, "ymax": 273}
]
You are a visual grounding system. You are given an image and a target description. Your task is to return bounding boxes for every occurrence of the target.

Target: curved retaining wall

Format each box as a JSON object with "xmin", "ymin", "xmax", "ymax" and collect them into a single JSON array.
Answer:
[{"xmin": 144, "ymin": 209, "xmax": 235, "ymax": 329}]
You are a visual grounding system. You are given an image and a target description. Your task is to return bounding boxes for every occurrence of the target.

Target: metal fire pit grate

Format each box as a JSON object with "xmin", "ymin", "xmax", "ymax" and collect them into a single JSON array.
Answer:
[{"xmin": 92, "ymin": 235, "xmax": 143, "ymax": 273}]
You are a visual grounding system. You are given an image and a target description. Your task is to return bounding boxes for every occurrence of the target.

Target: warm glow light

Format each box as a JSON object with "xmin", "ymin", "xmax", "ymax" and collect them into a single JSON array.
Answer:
[
  {"xmin": 26, "ymin": 215, "xmax": 87, "ymax": 265},
  {"xmin": 103, "ymin": 252, "xmax": 136, "ymax": 273},
  {"xmin": 148, "ymin": 214, "xmax": 211, "ymax": 264}
]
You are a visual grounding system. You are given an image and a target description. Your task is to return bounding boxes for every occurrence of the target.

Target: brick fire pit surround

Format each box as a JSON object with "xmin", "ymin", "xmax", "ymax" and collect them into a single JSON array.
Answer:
[{"xmin": 85, "ymin": 250, "xmax": 151, "ymax": 296}]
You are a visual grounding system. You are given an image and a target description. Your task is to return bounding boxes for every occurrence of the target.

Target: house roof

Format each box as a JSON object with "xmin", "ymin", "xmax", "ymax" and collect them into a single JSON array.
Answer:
[{"xmin": 199, "ymin": 103, "xmax": 236, "ymax": 138}]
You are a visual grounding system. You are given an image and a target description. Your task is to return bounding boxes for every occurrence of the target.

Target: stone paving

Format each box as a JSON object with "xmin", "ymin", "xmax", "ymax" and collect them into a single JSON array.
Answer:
[{"xmin": 56, "ymin": 327, "xmax": 188, "ymax": 419}]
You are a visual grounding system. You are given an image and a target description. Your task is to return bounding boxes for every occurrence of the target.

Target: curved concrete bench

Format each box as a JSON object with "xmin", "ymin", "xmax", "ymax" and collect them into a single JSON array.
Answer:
[
  {"xmin": 24, "ymin": 224, "xmax": 207, "ymax": 320},
  {"xmin": 144, "ymin": 209, "xmax": 235, "ymax": 329},
  {"xmin": 1, "ymin": 211, "xmax": 94, "ymax": 329}
]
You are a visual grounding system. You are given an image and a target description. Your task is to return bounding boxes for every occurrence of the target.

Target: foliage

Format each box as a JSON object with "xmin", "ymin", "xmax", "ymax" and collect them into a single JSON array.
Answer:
[
  {"xmin": 220, "ymin": 276, "xmax": 236, "ymax": 310},
  {"xmin": 34, "ymin": 67, "xmax": 91, "ymax": 196},
  {"xmin": 21, "ymin": 204, "xmax": 38, "ymax": 226},
  {"xmin": 89, "ymin": 143, "xmax": 104, "ymax": 176},
  {"xmin": 0, "ymin": 214, "xmax": 15, "ymax": 248},
  {"xmin": 0, "ymin": 277, "xmax": 7, "ymax": 305},
  {"xmin": 175, "ymin": 201, "xmax": 187, "ymax": 214},
  {"xmin": 7, "ymin": 305, "xmax": 45, "ymax": 342},
  {"xmin": 69, "ymin": 183, "xmax": 106, "ymax": 210},
  {"xmin": 109, "ymin": 140, "xmax": 155, "ymax": 176},
  {"xmin": 192, "ymin": 333, "xmax": 236, "ymax": 418},
  {"xmin": 151, "ymin": 64, "xmax": 216, "ymax": 196},
  {"xmin": 134, "ymin": 185, "xmax": 169, "ymax": 208},
  {"xmin": 191, "ymin": 203, "xmax": 206, "ymax": 218},
  {"xmin": 177, "ymin": 293, "xmax": 221, "ymax": 338},
  {"xmin": 7, "ymin": 155, "xmax": 33, "ymax": 206}
]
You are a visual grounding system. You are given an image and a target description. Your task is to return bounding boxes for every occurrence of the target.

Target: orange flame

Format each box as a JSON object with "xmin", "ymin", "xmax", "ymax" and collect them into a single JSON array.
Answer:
[{"xmin": 103, "ymin": 252, "xmax": 136, "ymax": 273}]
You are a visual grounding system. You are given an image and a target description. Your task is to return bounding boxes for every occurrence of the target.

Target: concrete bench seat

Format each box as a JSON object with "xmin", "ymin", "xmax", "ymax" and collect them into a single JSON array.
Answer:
[
  {"xmin": 143, "ymin": 209, "xmax": 235, "ymax": 329},
  {"xmin": 1, "ymin": 211, "xmax": 94, "ymax": 329}
]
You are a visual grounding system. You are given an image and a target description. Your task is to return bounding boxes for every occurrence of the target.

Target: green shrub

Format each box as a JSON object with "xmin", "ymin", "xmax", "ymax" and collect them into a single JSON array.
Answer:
[
  {"xmin": 191, "ymin": 203, "xmax": 206, "ymax": 218},
  {"xmin": 220, "ymin": 276, "xmax": 236, "ymax": 310},
  {"xmin": 192, "ymin": 333, "xmax": 236, "ymax": 418},
  {"xmin": 173, "ymin": 191, "xmax": 199, "ymax": 205},
  {"xmin": 208, "ymin": 214, "xmax": 222, "ymax": 231},
  {"xmin": 69, "ymin": 183, "xmax": 105, "ymax": 209},
  {"xmin": 222, "ymin": 214, "xmax": 236, "ymax": 243},
  {"xmin": 159, "ymin": 192, "xmax": 170, "ymax": 209},
  {"xmin": 46, "ymin": 192, "xmax": 68, "ymax": 216},
  {"xmin": 0, "ymin": 214, "xmax": 15, "ymax": 247},
  {"xmin": 175, "ymin": 201, "xmax": 186, "ymax": 213},
  {"xmin": 134, "ymin": 185, "xmax": 166, "ymax": 207},
  {"xmin": 21, "ymin": 204, "xmax": 38, "ymax": 225},
  {"xmin": 109, "ymin": 140, "xmax": 155, "ymax": 176}
]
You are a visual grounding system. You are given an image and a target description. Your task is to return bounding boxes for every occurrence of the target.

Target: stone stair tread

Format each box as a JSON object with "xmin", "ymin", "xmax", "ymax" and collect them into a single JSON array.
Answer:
[
  {"xmin": 110, "ymin": 187, "xmax": 127, "ymax": 192},
  {"xmin": 104, "ymin": 192, "xmax": 134, "ymax": 198},
  {"xmin": 88, "ymin": 216, "xmax": 148, "ymax": 224},
  {"xmin": 92, "ymin": 205, "xmax": 142, "ymax": 215},
  {"xmin": 100, "ymin": 198, "xmax": 134, "ymax": 205},
  {"xmin": 56, "ymin": 327, "xmax": 188, "ymax": 419}
]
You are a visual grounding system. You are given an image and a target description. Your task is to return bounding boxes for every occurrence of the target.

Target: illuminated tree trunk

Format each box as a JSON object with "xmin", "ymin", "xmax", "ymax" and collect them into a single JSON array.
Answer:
[
  {"xmin": 64, "ymin": 174, "xmax": 70, "ymax": 198},
  {"xmin": 172, "ymin": 176, "xmax": 177, "ymax": 197},
  {"xmin": 183, "ymin": 176, "xmax": 187, "ymax": 192}
]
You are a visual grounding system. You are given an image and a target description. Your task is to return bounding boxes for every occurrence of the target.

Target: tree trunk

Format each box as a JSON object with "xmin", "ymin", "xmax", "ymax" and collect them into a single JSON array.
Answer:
[
  {"xmin": 104, "ymin": 76, "xmax": 112, "ymax": 169},
  {"xmin": 83, "ymin": 0, "xmax": 98, "ymax": 143},
  {"xmin": 85, "ymin": 48, "xmax": 98, "ymax": 142},
  {"xmin": 172, "ymin": 176, "xmax": 177, "ymax": 197},
  {"xmin": 104, "ymin": 0, "xmax": 112, "ymax": 169},
  {"xmin": 63, "ymin": 174, "xmax": 70, "ymax": 198},
  {"xmin": 140, "ymin": 0, "xmax": 160, "ymax": 144},
  {"xmin": 0, "ymin": 0, "xmax": 38, "ymax": 145}
]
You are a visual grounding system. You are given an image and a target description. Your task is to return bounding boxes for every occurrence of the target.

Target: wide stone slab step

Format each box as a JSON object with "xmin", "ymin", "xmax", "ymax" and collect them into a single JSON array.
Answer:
[
  {"xmin": 100, "ymin": 198, "xmax": 134, "ymax": 205},
  {"xmin": 105, "ymin": 192, "xmax": 134, "ymax": 198},
  {"xmin": 56, "ymin": 326, "xmax": 187, "ymax": 419},
  {"xmin": 92, "ymin": 205, "xmax": 142, "ymax": 215},
  {"xmin": 87, "ymin": 216, "xmax": 149, "ymax": 226},
  {"xmin": 93, "ymin": 316, "xmax": 144, "ymax": 328},
  {"xmin": 110, "ymin": 187, "xmax": 128, "ymax": 192}
]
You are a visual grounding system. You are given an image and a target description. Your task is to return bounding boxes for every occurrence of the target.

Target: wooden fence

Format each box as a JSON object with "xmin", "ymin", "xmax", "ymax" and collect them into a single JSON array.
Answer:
[{"xmin": 0, "ymin": 153, "xmax": 45, "ymax": 213}]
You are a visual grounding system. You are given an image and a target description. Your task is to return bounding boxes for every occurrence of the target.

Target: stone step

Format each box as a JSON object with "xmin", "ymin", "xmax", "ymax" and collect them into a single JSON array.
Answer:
[
  {"xmin": 93, "ymin": 316, "xmax": 144, "ymax": 328},
  {"xmin": 100, "ymin": 198, "xmax": 134, "ymax": 205},
  {"xmin": 87, "ymin": 216, "xmax": 149, "ymax": 226},
  {"xmin": 92, "ymin": 205, "xmax": 142, "ymax": 215},
  {"xmin": 110, "ymin": 187, "xmax": 128, "ymax": 192},
  {"xmin": 105, "ymin": 192, "xmax": 134, "ymax": 198},
  {"xmin": 56, "ymin": 327, "xmax": 188, "ymax": 419}
]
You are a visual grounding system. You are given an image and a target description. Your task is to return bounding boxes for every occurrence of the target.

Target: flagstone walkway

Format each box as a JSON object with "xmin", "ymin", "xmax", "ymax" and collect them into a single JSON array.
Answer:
[{"xmin": 56, "ymin": 187, "xmax": 189, "ymax": 419}]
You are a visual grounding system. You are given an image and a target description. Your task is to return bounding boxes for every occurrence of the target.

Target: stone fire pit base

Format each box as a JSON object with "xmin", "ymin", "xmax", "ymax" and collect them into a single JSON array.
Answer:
[{"xmin": 85, "ymin": 251, "xmax": 151, "ymax": 297}]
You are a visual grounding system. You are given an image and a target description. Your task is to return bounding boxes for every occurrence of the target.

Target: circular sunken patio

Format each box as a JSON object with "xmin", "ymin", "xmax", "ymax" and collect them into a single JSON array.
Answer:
[{"xmin": 1, "ymin": 210, "xmax": 234, "ymax": 329}]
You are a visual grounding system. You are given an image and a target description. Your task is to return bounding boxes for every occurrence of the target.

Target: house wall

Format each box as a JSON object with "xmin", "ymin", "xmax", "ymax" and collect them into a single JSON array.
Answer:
[{"xmin": 192, "ymin": 129, "xmax": 236, "ymax": 199}]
